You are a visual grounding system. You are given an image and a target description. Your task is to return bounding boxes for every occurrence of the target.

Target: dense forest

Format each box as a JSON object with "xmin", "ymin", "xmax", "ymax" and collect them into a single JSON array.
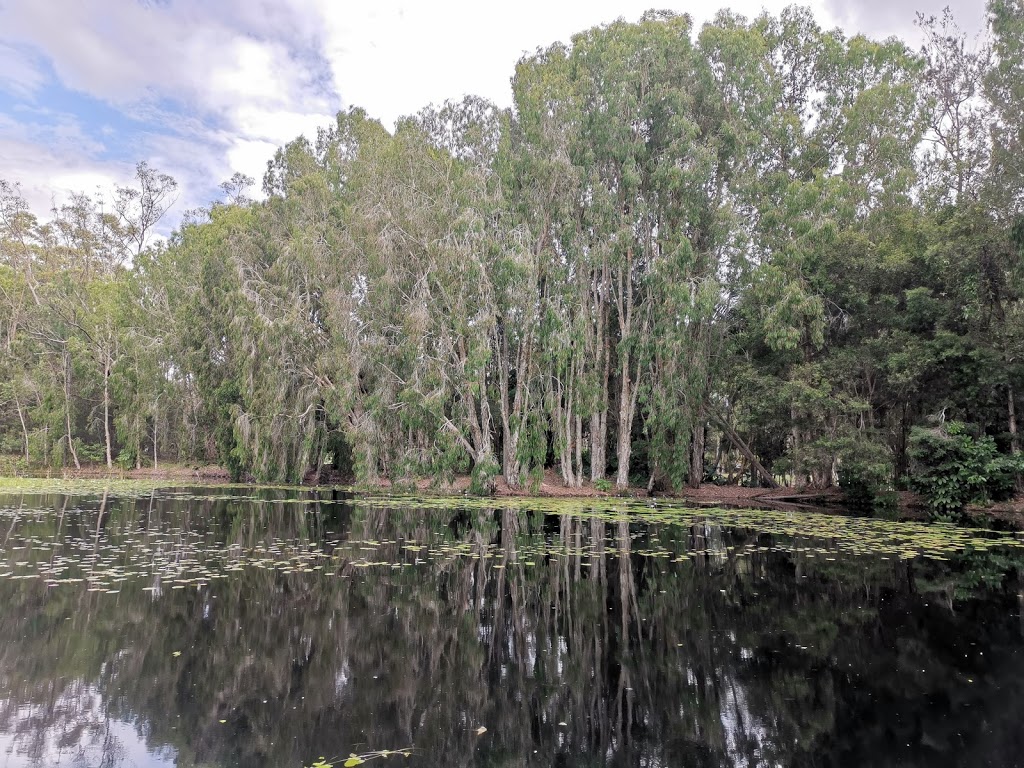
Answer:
[{"xmin": 1, "ymin": 3, "xmax": 1023, "ymax": 501}]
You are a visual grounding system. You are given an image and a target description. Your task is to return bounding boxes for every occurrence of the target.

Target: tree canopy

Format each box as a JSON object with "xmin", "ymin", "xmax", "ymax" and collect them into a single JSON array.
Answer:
[{"xmin": 1, "ymin": 3, "xmax": 1021, "ymax": 506}]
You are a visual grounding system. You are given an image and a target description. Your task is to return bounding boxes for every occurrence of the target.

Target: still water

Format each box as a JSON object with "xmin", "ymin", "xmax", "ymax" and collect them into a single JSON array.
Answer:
[{"xmin": 0, "ymin": 484, "xmax": 1023, "ymax": 768}]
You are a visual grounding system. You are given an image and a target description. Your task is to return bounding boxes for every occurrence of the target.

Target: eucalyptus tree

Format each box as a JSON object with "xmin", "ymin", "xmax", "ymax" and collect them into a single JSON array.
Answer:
[
  {"xmin": 112, "ymin": 162, "xmax": 178, "ymax": 261},
  {"xmin": 510, "ymin": 12, "xmax": 739, "ymax": 490},
  {"xmin": 508, "ymin": 43, "xmax": 590, "ymax": 486},
  {"xmin": 0, "ymin": 181, "xmax": 41, "ymax": 462},
  {"xmin": 987, "ymin": 0, "xmax": 1024, "ymax": 214},
  {"xmin": 413, "ymin": 96, "xmax": 547, "ymax": 488},
  {"xmin": 341, "ymin": 113, "xmax": 501, "ymax": 484},
  {"xmin": 23, "ymin": 193, "xmax": 112, "ymax": 469},
  {"xmin": 143, "ymin": 201, "xmax": 268, "ymax": 478},
  {"xmin": 983, "ymin": 0, "xmax": 1024, "ymax": 463},
  {"xmin": 916, "ymin": 9, "xmax": 993, "ymax": 205},
  {"xmin": 44, "ymin": 163, "xmax": 176, "ymax": 470},
  {"xmin": 563, "ymin": 15, "xmax": 675, "ymax": 489},
  {"xmin": 247, "ymin": 106, "xmax": 513, "ymax": 485}
]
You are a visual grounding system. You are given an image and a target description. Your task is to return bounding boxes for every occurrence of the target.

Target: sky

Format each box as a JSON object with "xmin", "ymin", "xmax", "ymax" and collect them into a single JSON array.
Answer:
[{"xmin": 0, "ymin": 0, "xmax": 989, "ymax": 227}]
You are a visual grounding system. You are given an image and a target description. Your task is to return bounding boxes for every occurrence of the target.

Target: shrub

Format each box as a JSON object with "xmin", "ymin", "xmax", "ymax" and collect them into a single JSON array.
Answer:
[
  {"xmin": 837, "ymin": 437, "xmax": 895, "ymax": 512},
  {"xmin": 468, "ymin": 455, "xmax": 499, "ymax": 496},
  {"xmin": 74, "ymin": 440, "xmax": 106, "ymax": 465},
  {"xmin": 909, "ymin": 421, "xmax": 1023, "ymax": 520}
]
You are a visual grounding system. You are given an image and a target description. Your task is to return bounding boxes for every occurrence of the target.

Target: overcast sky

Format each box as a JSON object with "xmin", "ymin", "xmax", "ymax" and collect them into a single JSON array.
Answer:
[{"xmin": 0, "ymin": 0, "xmax": 989, "ymax": 224}]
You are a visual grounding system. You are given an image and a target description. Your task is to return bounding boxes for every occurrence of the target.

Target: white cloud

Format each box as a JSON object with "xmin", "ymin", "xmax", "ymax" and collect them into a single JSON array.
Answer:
[
  {"xmin": 310, "ymin": 0, "xmax": 845, "ymax": 127},
  {"xmin": 0, "ymin": 43, "xmax": 46, "ymax": 97},
  {"xmin": 823, "ymin": 0, "xmax": 987, "ymax": 41},
  {"xmin": 229, "ymin": 107, "xmax": 334, "ymax": 146},
  {"xmin": 0, "ymin": 132, "xmax": 128, "ymax": 216},
  {"xmin": 0, "ymin": 0, "xmax": 340, "ymax": 219},
  {"xmin": 225, "ymin": 138, "xmax": 280, "ymax": 186},
  {"xmin": 0, "ymin": 0, "xmax": 962, "ymax": 231}
]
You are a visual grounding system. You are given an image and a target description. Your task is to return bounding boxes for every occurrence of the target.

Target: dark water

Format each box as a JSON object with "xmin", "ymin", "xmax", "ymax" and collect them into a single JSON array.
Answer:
[{"xmin": 1, "ymin": 486, "xmax": 1023, "ymax": 768}]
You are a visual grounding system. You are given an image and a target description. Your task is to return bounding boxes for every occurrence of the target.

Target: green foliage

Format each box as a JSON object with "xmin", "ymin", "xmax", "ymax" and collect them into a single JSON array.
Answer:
[
  {"xmin": 909, "ymin": 421, "xmax": 1023, "ymax": 519},
  {"xmin": 593, "ymin": 478, "xmax": 612, "ymax": 493},
  {"xmin": 0, "ymin": 4, "xmax": 1022, "ymax": 513},
  {"xmin": 74, "ymin": 441, "xmax": 106, "ymax": 465},
  {"xmin": 837, "ymin": 437, "xmax": 895, "ymax": 511},
  {"xmin": 468, "ymin": 455, "xmax": 499, "ymax": 497},
  {"xmin": 304, "ymin": 748, "xmax": 413, "ymax": 768}
]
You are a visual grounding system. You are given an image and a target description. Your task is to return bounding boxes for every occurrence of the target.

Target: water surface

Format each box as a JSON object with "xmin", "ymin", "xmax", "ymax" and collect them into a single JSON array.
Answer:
[{"xmin": 0, "ymin": 485, "xmax": 1022, "ymax": 768}]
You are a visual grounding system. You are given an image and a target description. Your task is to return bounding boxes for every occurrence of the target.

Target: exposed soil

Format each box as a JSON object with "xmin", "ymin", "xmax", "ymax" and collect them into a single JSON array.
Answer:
[
  {"xmin": 34, "ymin": 464, "xmax": 232, "ymax": 483},
  {"xmin": 966, "ymin": 498, "xmax": 1024, "ymax": 529}
]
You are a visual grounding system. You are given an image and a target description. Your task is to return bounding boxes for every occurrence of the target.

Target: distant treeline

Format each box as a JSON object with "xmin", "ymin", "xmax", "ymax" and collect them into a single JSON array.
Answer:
[{"xmin": 1, "ymin": 4, "xmax": 1023, "ymax": 494}]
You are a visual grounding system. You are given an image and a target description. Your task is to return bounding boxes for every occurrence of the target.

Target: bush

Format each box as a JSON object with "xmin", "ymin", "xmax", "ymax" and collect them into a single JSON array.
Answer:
[
  {"xmin": 837, "ymin": 437, "xmax": 895, "ymax": 512},
  {"xmin": 0, "ymin": 454, "xmax": 28, "ymax": 477},
  {"xmin": 909, "ymin": 421, "xmax": 1023, "ymax": 520},
  {"xmin": 117, "ymin": 446, "xmax": 138, "ymax": 470},
  {"xmin": 74, "ymin": 440, "xmax": 106, "ymax": 465},
  {"xmin": 468, "ymin": 455, "xmax": 499, "ymax": 496}
]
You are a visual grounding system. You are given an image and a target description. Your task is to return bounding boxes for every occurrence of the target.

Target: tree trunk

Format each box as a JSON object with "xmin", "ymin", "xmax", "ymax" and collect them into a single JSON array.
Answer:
[
  {"xmin": 688, "ymin": 413, "xmax": 705, "ymax": 489},
  {"xmin": 790, "ymin": 404, "xmax": 800, "ymax": 486},
  {"xmin": 1010, "ymin": 385, "xmax": 1021, "ymax": 492},
  {"xmin": 1009, "ymin": 385, "xmax": 1019, "ymax": 454},
  {"xmin": 590, "ymin": 268, "xmax": 611, "ymax": 482},
  {"xmin": 590, "ymin": 411, "xmax": 606, "ymax": 482},
  {"xmin": 574, "ymin": 414, "xmax": 583, "ymax": 487},
  {"xmin": 615, "ymin": 368, "xmax": 632, "ymax": 490},
  {"xmin": 13, "ymin": 392, "xmax": 29, "ymax": 464},
  {"xmin": 498, "ymin": 346, "xmax": 519, "ymax": 488},
  {"xmin": 895, "ymin": 401, "xmax": 910, "ymax": 480},
  {"xmin": 613, "ymin": 247, "xmax": 637, "ymax": 491},
  {"xmin": 711, "ymin": 412, "xmax": 779, "ymax": 488},
  {"xmin": 103, "ymin": 358, "xmax": 113, "ymax": 470},
  {"xmin": 554, "ymin": 378, "xmax": 576, "ymax": 487},
  {"xmin": 63, "ymin": 349, "xmax": 80, "ymax": 470}
]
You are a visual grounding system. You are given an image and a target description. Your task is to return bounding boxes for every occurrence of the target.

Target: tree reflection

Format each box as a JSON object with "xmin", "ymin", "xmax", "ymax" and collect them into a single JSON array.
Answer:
[{"xmin": 0, "ymin": 492, "xmax": 1022, "ymax": 767}]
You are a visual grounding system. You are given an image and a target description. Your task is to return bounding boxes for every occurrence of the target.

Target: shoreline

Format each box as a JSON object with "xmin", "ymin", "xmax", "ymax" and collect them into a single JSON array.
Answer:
[{"xmin": 3, "ymin": 464, "xmax": 1023, "ymax": 529}]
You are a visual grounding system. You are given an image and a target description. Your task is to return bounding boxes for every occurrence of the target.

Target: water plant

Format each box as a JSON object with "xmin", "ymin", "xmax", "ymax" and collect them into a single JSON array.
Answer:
[{"xmin": 306, "ymin": 748, "xmax": 413, "ymax": 768}]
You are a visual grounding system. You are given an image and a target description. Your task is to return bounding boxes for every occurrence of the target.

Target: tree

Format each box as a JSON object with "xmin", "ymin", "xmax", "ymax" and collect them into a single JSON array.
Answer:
[{"xmin": 113, "ymin": 161, "xmax": 178, "ymax": 261}]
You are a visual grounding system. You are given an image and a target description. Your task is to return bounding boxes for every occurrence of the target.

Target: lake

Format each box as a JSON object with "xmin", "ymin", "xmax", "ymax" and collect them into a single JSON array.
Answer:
[{"xmin": 0, "ymin": 483, "xmax": 1022, "ymax": 767}]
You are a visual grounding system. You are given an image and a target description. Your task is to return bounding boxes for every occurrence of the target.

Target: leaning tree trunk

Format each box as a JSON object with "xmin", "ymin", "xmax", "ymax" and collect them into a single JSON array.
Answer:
[
  {"xmin": 13, "ymin": 392, "xmax": 29, "ymax": 464},
  {"xmin": 710, "ymin": 411, "xmax": 779, "ymax": 489},
  {"xmin": 151, "ymin": 410, "xmax": 157, "ymax": 470}
]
